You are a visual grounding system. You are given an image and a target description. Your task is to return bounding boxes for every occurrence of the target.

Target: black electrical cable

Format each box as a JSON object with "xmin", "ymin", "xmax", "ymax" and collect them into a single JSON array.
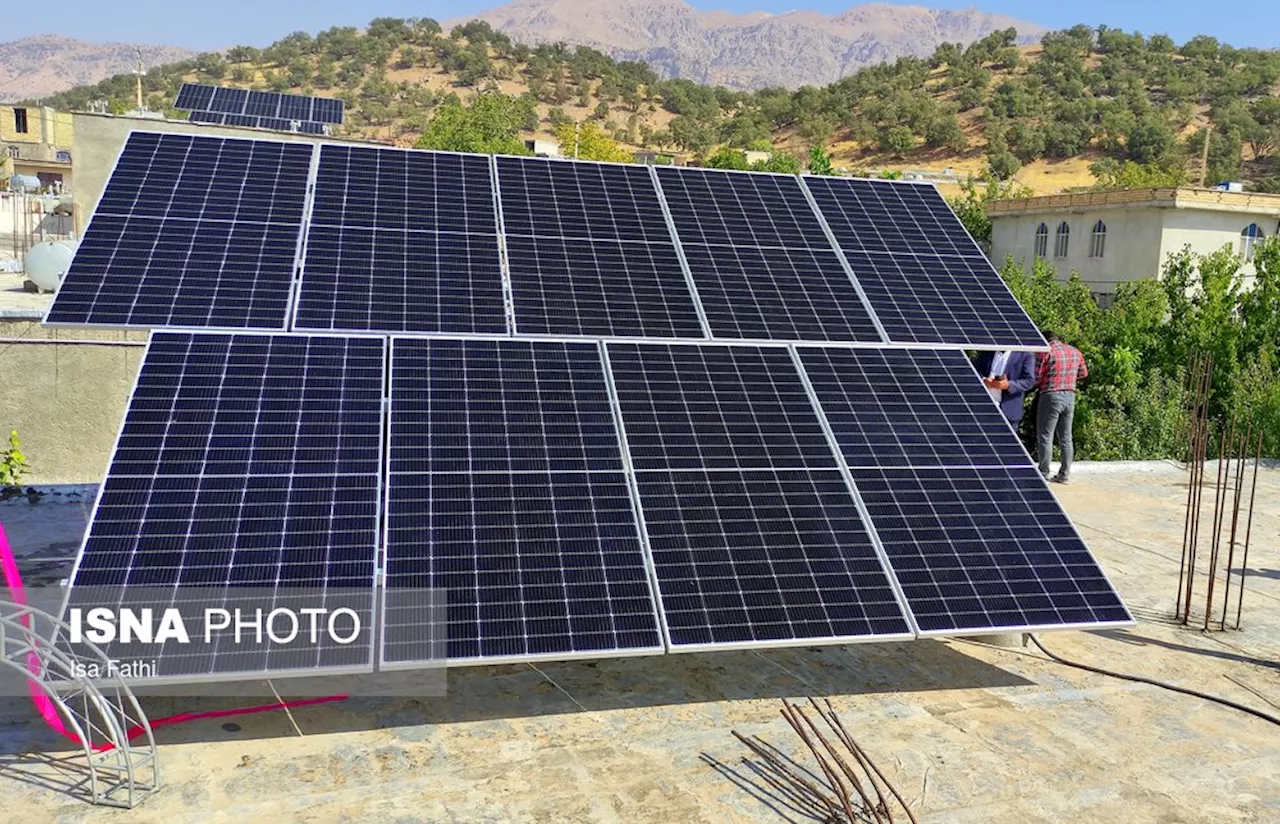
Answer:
[{"xmin": 1028, "ymin": 634, "xmax": 1280, "ymax": 728}]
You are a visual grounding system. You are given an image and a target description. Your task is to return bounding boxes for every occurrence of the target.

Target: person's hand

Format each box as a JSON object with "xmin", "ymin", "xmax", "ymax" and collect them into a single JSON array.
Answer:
[{"xmin": 985, "ymin": 377, "xmax": 1009, "ymax": 390}]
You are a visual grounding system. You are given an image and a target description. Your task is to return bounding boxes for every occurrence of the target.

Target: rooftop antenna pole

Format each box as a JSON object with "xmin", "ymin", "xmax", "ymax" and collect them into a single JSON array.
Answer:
[
  {"xmin": 1199, "ymin": 125, "xmax": 1211, "ymax": 187},
  {"xmin": 133, "ymin": 48, "xmax": 146, "ymax": 112}
]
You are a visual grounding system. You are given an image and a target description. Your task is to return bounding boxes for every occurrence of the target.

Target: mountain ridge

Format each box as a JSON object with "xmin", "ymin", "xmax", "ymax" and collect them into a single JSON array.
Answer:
[
  {"xmin": 0, "ymin": 35, "xmax": 195, "ymax": 101},
  {"xmin": 450, "ymin": 0, "xmax": 1046, "ymax": 88}
]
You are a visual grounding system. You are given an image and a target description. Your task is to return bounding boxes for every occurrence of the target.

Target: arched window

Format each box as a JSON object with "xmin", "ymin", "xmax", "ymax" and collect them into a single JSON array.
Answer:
[
  {"xmin": 1054, "ymin": 221, "xmax": 1070, "ymax": 259},
  {"xmin": 1089, "ymin": 220, "xmax": 1107, "ymax": 258},
  {"xmin": 1241, "ymin": 223, "xmax": 1265, "ymax": 262},
  {"xmin": 1034, "ymin": 223, "xmax": 1048, "ymax": 258}
]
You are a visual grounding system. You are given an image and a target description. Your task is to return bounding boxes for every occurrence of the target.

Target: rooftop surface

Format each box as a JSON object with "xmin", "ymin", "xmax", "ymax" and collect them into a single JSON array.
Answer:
[
  {"xmin": 0, "ymin": 461, "xmax": 1277, "ymax": 822},
  {"xmin": 0, "ymin": 272, "xmax": 50, "ymax": 317}
]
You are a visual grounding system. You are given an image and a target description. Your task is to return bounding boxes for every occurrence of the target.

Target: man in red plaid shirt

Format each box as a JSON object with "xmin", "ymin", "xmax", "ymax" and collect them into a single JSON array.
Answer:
[{"xmin": 1035, "ymin": 330, "xmax": 1088, "ymax": 484}]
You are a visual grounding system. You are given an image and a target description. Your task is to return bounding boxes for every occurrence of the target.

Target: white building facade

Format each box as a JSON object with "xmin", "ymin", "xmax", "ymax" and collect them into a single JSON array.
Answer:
[{"xmin": 987, "ymin": 188, "xmax": 1280, "ymax": 299}]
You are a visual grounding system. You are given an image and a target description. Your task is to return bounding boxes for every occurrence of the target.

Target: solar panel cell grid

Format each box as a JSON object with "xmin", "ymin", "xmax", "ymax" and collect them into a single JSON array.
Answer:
[
  {"xmin": 495, "ymin": 156, "xmax": 703, "ymax": 339},
  {"xmin": 296, "ymin": 146, "xmax": 508, "ymax": 335},
  {"xmin": 850, "ymin": 466, "xmax": 1132, "ymax": 633},
  {"xmin": 635, "ymin": 468, "xmax": 912, "ymax": 646},
  {"xmin": 175, "ymin": 83, "xmax": 216, "ymax": 111},
  {"xmin": 842, "ymin": 250, "xmax": 1045, "ymax": 347},
  {"xmin": 798, "ymin": 347, "xmax": 1032, "ymax": 468},
  {"xmin": 389, "ymin": 339, "xmax": 624, "ymax": 474},
  {"xmin": 45, "ymin": 215, "xmax": 300, "ymax": 329},
  {"xmin": 504, "ymin": 234, "xmax": 703, "ymax": 338},
  {"xmin": 66, "ymin": 331, "xmax": 385, "ymax": 678},
  {"xmin": 607, "ymin": 343, "xmax": 837, "ymax": 471},
  {"xmin": 655, "ymin": 168, "xmax": 833, "ymax": 249},
  {"xmin": 384, "ymin": 338, "xmax": 663, "ymax": 664},
  {"xmin": 210, "ymin": 86, "xmax": 249, "ymax": 114},
  {"xmin": 680, "ymin": 244, "xmax": 881, "ymax": 342},
  {"xmin": 95, "ymin": 132, "xmax": 313, "ymax": 225},
  {"xmin": 245, "ymin": 90, "xmax": 281, "ymax": 118},
  {"xmin": 804, "ymin": 177, "xmax": 982, "ymax": 258},
  {"xmin": 653, "ymin": 166, "xmax": 881, "ymax": 342}
]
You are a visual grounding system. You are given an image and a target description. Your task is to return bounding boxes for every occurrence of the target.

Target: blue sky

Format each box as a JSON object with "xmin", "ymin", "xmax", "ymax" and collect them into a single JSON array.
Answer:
[{"xmin": 10, "ymin": 1, "xmax": 1277, "ymax": 51}]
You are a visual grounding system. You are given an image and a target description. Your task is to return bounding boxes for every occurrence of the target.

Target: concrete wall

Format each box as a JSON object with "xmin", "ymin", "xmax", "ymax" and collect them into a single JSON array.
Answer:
[
  {"xmin": 0, "ymin": 107, "xmax": 73, "ymax": 147},
  {"xmin": 0, "ymin": 319, "xmax": 146, "ymax": 484},
  {"xmin": 71, "ymin": 113, "xmax": 331, "ymax": 235},
  {"xmin": 1158, "ymin": 209, "xmax": 1280, "ymax": 283},
  {"xmin": 990, "ymin": 208, "xmax": 1166, "ymax": 293}
]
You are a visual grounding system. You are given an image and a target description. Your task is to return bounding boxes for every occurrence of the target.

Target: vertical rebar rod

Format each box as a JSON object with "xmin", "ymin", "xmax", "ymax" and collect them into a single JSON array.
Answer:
[
  {"xmin": 1220, "ymin": 421, "xmax": 1250, "ymax": 630},
  {"xmin": 1235, "ymin": 430, "xmax": 1263, "ymax": 630},
  {"xmin": 1183, "ymin": 357, "xmax": 1212, "ymax": 624},
  {"xmin": 1204, "ymin": 418, "xmax": 1233, "ymax": 631},
  {"xmin": 1176, "ymin": 356, "xmax": 1204, "ymax": 609}
]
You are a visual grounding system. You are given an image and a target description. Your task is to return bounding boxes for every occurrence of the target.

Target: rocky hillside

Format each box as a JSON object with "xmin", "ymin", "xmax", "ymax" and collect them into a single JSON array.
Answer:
[
  {"xmin": 0, "ymin": 35, "xmax": 194, "ymax": 101},
  {"xmin": 451, "ymin": 0, "xmax": 1045, "ymax": 89}
]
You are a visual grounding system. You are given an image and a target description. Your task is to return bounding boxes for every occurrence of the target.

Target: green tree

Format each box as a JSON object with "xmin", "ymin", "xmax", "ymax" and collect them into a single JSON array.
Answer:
[
  {"xmin": 553, "ymin": 120, "xmax": 630, "ymax": 162},
  {"xmin": 415, "ymin": 91, "xmax": 532, "ymax": 155},
  {"xmin": 704, "ymin": 146, "xmax": 749, "ymax": 170},
  {"xmin": 749, "ymin": 152, "xmax": 801, "ymax": 174},
  {"xmin": 807, "ymin": 145, "xmax": 837, "ymax": 176},
  {"xmin": 879, "ymin": 125, "xmax": 915, "ymax": 157}
]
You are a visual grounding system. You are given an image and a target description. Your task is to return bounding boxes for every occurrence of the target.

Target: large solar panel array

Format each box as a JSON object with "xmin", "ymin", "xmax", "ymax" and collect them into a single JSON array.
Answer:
[
  {"xmin": 176, "ymin": 83, "xmax": 344, "ymax": 127},
  {"xmin": 50, "ymin": 131, "xmax": 1132, "ymax": 683}
]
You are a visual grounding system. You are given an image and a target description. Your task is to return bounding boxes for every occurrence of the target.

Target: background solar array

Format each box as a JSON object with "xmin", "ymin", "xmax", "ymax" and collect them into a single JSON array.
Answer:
[
  {"xmin": 67, "ymin": 332, "xmax": 384, "ymax": 678},
  {"xmin": 45, "ymin": 133, "xmax": 312, "ymax": 329},
  {"xmin": 384, "ymin": 339, "xmax": 663, "ymax": 664},
  {"xmin": 176, "ymin": 82, "xmax": 345, "ymax": 124},
  {"xmin": 804, "ymin": 177, "xmax": 1046, "ymax": 348},
  {"xmin": 497, "ymin": 157, "xmax": 704, "ymax": 338},
  {"xmin": 188, "ymin": 110, "xmax": 328, "ymax": 135},
  {"xmin": 295, "ymin": 146, "xmax": 507, "ymax": 334},
  {"xmin": 655, "ymin": 167, "xmax": 882, "ymax": 342},
  {"xmin": 607, "ymin": 342, "xmax": 913, "ymax": 647}
]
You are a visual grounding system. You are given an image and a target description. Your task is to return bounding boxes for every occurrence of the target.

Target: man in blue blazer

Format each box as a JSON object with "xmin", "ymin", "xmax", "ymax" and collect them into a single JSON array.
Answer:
[{"xmin": 973, "ymin": 350, "xmax": 1037, "ymax": 425}]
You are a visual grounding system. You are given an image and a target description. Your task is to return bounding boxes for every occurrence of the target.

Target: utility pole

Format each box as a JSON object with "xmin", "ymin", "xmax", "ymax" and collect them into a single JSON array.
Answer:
[
  {"xmin": 1199, "ymin": 125, "xmax": 1211, "ymax": 187},
  {"xmin": 574, "ymin": 121, "xmax": 580, "ymax": 159},
  {"xmin": 133, "ymin": 48, "xmax": 146, "ymax": 112}
]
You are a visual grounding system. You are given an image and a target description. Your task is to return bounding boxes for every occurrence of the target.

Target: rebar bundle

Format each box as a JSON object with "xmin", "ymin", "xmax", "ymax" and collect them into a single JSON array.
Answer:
[{"xmin": 1176, "ymin": 352, "xmax": 1262, "ymax": 630}]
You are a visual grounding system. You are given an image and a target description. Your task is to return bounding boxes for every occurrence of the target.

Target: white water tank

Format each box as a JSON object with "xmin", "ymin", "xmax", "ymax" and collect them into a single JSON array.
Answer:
[{"xmin": 24, "ymin": 239, "xmax": 79, "ymax": 292}]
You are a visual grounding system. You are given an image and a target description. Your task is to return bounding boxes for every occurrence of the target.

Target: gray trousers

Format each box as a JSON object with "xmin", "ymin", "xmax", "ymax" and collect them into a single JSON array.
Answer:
[{"xmin": 1036, "ymin": 391, "xmax": 1076, "ymax": 478}]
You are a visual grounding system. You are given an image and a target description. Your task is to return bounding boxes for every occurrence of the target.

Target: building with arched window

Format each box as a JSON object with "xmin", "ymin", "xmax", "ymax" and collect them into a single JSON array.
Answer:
[{"xmin": 987, "ymin": 187, "xmax": 1280, "ymax": 302}]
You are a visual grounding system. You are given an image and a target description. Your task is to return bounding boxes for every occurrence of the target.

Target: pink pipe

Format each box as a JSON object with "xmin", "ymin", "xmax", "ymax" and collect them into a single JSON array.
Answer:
[{"xmin": 0, "ymin": 521, "xmax": 346, "ymax": 751}]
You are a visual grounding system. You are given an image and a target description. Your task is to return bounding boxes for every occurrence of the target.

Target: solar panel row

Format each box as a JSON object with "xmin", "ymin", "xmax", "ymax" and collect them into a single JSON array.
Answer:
[
  {"xmin": 47, "ymin": 132, "xmax": 1046, "ymax": 351},
  {"xmin": 189, "ymin": 110, "xmax": 328, "ymax": 135},
  {"xmin": 65, "ymin": 331, "xmax": 1129, "ymax": 680},
  {"xmin": 176, "ymin": 82, "xmax": 345, "ymax": 124}
]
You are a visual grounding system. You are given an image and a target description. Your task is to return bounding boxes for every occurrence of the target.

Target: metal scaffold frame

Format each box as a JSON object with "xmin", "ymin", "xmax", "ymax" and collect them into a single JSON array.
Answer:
[{"xmin": 0, "ymin": 599, "xmax": 159, "ymax": 808}]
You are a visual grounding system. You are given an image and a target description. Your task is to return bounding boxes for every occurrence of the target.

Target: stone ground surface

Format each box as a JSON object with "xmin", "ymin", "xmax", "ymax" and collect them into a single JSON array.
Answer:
[{"xmin": 0, "ymin": 461, "xmax": 1277, "ymax": 822}]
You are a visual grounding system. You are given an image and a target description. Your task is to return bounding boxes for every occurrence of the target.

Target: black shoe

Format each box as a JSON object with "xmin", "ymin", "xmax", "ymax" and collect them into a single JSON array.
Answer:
[{"xmin": 1050, "ymin": 474, "xmax": 1069, "ymax": 485}]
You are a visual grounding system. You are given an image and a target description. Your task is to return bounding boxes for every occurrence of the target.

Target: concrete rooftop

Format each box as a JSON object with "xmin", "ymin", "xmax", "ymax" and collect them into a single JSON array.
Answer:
[
  {"xmin": 0, "ymin": 272, "xmax": 49, "ymax": 318},
  {"xmin": 0, "ymin": 461, "xmax": 1277, "ymax": 822}
]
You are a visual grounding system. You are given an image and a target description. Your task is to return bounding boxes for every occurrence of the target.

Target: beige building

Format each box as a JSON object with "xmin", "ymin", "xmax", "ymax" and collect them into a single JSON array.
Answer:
[
  {"xmin": 987, "ymin": 188, "xmax": 1280, "ymax": 298},
  {"xmin": 1, "ymin": 105, "xmax": 74, "ymax": 190}
]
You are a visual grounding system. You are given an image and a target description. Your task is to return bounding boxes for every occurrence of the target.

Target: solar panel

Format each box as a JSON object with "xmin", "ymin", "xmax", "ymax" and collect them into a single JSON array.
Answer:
[
  {"xmin": 295, "ymin": 146, "xmax": 507, "ymax": 334},
  {"xmin": 187, "ymin": 110, "xmax": 224, "ymax": 125},
  {"xmin": 175, "ymin": 83, "xmax": 344, "ymax": 125},
  {"xmin": 606, "ymin": 341, "xmax": 913, "ymax": 648},
  {"xmin": 175, "ymin": 83, "xmax": 216, "ymax": 111},
  {"xmin": 496, "ymin": 156, "xmax": 704, "ymax": 338},
  {"xmin": 797, "ymin": 347, "xmax": 1032, "ymax": 468},
  {"xmin": 654, "ymin": 167, "xmax": 881, "ymax": 342},
  {"xmin": 607, "ymin": 343, "xmax": 837, "ymax": 471},
  {"xmin": 46, "ymin": 133, "xmax": 312, "ymax": 329},
  {"xmin": 383, "ymin": 338, "xmax": 663, "ymax": 665},
  {"xmin": 849, "ymin": 466, "xmax": 1132, "ymax": 634},
  {"xmin": 804, "ymin": 177, "xmax": 1046, "ymax": 348},
  {"xmin": 66, "ymin": 331, "xmax": 385, "ymax": 679}
]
